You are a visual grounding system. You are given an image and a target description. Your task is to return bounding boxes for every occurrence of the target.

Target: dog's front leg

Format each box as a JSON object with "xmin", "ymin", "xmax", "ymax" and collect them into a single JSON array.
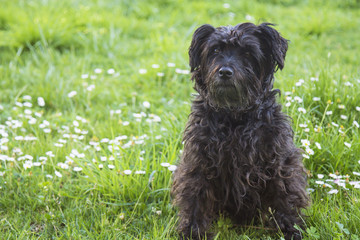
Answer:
[
  {"xmin": 268, "ymin": 173, "xmax": 308, "ymax": 240},
  {"xmin": 172, "ymin": 165, "xmax": 215, "ymax": 239}
]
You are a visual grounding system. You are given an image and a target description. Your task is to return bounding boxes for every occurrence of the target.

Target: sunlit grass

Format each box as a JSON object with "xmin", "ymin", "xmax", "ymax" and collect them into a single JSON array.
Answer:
[{"xmin": 1, "ymin": 0, "xmax": 360, "ymax": 239}]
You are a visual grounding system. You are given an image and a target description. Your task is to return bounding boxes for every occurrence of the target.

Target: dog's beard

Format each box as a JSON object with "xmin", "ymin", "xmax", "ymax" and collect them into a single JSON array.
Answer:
[{"xmin": 207, "ymin": 78, "xmax": 249, "ymax": 109}]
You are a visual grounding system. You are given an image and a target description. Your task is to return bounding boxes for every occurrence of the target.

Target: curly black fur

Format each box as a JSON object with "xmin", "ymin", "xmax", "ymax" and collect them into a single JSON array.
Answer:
[{"xmin": 171, "ymin": 23, "xmax": 309, "ymax": 240}]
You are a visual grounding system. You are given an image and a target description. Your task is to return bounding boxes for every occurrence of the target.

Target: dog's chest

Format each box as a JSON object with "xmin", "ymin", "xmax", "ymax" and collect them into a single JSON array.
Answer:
[
  {"xmin": 208, "ymin": 120, "xmax": 274, "ymax": 192},
  {"xmin": 206, "ymin": 116, "xmax": 268, "ymax": 166}
]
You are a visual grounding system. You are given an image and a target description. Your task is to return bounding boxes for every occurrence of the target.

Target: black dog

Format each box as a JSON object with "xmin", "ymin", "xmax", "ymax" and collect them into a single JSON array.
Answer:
[{"xmin": 171, "ymin": 23, "xmax": 309, "ymax": 240}]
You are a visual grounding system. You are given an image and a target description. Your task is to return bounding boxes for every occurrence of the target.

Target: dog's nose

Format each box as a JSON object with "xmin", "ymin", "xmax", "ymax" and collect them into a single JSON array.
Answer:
[{"xmin": 218, "ymin": 66, "xmax": 233, "ymax": 79}]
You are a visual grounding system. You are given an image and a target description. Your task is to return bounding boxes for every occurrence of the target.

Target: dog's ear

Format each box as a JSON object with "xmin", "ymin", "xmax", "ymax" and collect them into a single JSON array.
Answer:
[
  {"xmin": 189, "ymin": 24, "xmax": 216, "ymax": 72},
  {"xmin": 257, "ymin": 23, "xmax": 288, "ymax": 71}
]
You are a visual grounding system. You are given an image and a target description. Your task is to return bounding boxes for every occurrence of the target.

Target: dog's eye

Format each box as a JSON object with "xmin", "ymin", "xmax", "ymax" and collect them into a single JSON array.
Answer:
[
  {"xmin": 214, "ymin": 48, "xmax": 221, "ymax": 54},
  {"xmin": 244, "ymin": 51, "xmax": 250, "ymax": 56}
]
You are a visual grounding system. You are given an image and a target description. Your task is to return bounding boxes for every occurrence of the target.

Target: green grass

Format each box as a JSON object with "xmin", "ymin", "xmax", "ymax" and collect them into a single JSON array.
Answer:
[{"xmin": 0, "ymin": 0, "xmax": 360, "ymax": 239}]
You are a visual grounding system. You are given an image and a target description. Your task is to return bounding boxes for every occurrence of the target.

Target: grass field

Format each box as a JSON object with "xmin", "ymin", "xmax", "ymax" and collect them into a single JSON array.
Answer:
[{"xmin": 1, "ymin": 0, "xmax": 360, "ymax": 239}]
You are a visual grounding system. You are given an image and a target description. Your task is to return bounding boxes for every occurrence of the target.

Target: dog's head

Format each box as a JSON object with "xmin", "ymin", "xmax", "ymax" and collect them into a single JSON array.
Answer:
[{"xmin": 189, "ymin": 22, "xmax": 288, "ymax": 110}]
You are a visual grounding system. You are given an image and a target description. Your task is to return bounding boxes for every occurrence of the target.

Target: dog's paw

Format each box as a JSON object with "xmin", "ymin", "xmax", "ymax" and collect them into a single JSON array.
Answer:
[
  {"xmin": 283, "ymin": 229, "xmax": 303, "ymax": 240},
  {"xmin": 178, "ymin": 228, "xmax": 213, "ymax": 240}
]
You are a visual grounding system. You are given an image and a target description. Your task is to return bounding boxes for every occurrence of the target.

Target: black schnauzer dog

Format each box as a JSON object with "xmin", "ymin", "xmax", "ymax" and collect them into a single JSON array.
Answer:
[{"xmin": 171, "ymin": 23, "xmax": 309, "ymax": 240}]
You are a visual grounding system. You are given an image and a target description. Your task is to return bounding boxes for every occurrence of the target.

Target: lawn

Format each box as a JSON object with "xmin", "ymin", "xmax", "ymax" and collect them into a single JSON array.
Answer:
[{"xmin": 0, "ymin": 0, "xmax": 360, "ymax": 239}]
